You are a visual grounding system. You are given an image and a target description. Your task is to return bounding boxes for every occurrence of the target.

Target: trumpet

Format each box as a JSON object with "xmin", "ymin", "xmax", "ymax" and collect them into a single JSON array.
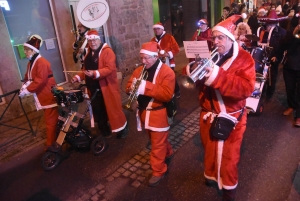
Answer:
[
  {"xmin": 123, "ymin": 65, "xmax": 148, "ymax": 111},
  {"xmin": 181, "ymin": 48, "xmax": 220, "ymax": 89}
]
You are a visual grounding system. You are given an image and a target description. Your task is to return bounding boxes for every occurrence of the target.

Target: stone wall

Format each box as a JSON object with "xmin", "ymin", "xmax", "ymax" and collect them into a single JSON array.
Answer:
[{"xmin": 106, "ymin": 0, "xmax": 154, "ymax": 74}]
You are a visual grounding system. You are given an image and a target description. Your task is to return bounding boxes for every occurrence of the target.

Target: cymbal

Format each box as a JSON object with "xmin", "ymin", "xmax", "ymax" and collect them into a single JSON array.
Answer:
[{"xmin": 245, "ymin": 34, "xmax": 260, "ymax": 41}]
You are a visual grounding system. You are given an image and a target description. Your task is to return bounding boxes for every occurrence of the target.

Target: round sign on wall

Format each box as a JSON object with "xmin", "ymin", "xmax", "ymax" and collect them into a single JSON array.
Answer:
[{"xmin": 76, "ymin": 0, "xmax": 110, "ymax": 28}]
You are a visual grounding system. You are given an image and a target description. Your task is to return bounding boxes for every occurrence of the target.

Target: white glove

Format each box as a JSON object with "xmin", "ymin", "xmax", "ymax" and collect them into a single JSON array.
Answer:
[
  {"xmin": 137, "ymin": 80, "xmax": 146, "ymax": 95},
  {"xmin": 19, "ymin": 88, "xmax": 31, "ymax": 98}
]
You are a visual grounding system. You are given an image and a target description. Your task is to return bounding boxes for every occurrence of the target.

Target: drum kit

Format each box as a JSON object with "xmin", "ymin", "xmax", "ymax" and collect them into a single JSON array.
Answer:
[{"xmin": 243, "ymin": 34, "xmax": 272, "ymax": 115}]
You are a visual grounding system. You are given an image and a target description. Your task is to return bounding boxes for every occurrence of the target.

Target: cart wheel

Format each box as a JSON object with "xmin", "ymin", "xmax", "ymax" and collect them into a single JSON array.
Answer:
[
  {"xmin": 91, "ymin": 136, "xmax": 107, "ymax": 156},
  {"xmin": 41, "ymin": 151, "xmax": 61, "ymax": 171},
  {"xmin": 255, "ymin": 102, "xmax": 264, "ymax": 116}
]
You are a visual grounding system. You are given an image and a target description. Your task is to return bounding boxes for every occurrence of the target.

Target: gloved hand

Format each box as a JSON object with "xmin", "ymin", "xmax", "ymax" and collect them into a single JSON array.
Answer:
[
  {"xmin": 130, "ymin": 77, "xmax": 137, "ymax": 90},
  {"xmin": 137, "ymin": 80, "xmax": 146, "ymax": 95},
  {"xmin": 71, "ymin": 76, "xmax": 78, "ymax": 83}
]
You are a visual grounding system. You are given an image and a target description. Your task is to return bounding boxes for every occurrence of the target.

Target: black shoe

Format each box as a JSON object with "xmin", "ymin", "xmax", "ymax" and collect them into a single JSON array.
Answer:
[
  {"xmin": 116, "ymin": 123, "xmax": 129, "ymax": 139},
  {"xmin": 222, "ymin": 189, "xmax": 236, "ymax": 201},
  {"xmin": 205, "ymin": 178, "xmax": 216, "ymax": 187},
  {"xmin": 48, "ymin": 142, "xmax": 61, "ymax": 152},
  {"xmin": 148, "ymin": 174, "xmax": 165, "ymax": 187}
]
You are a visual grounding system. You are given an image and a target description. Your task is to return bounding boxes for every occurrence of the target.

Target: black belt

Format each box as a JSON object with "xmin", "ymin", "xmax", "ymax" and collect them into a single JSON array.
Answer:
[
  {"xmin": 48, "ymin": 74, "xmax": 53, "ymax": 78},
  {"xmin": 138, "ymin": 105, "xmax": 166, "ymax": 111}
]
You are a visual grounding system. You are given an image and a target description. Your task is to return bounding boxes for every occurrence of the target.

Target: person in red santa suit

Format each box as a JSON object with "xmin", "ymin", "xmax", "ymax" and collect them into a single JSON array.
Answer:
[
  {"xmin": 150, "ymin": 22, "xmax": 181, "ymax": 98},
  {"xmin": 19, "ymin": 36, "xmax": 59, "ymax": 149},
  {"xmin": 183, "ymin": 15, "xmax": 256, "ymax": 200},
  {"xmin": 126, "ymin": 42, "xmax": 175, "ymax": 187},
  {"xmin": 72, "ymin": 30, "xmax": 128, "ymax": 139}
]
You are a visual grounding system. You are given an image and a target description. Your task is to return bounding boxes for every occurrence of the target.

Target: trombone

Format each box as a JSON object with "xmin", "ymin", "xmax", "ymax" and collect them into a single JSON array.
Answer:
[
  {"xmin": 123, "ymin": 65, "xmax": 148, "ymax": 111},
  {"xmin": 181, "ymin": 47, "xmax": 220, "ymax": 89}
]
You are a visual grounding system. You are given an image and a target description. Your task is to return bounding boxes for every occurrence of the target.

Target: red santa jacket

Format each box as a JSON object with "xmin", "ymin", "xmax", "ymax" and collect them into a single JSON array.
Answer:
[
  {"xmin": 75, "ymin": 43, "xmax": 127, "ymax": 132},
  {"xmin": 126, "ymin": 61, "xmax": 175, "ymax": 131},
  {"xmin": 24, "ymin": 55, "xmax": 57, "ymax": 110},
  {"xmin": 191, "ymin": 28, "xmax": 213, "ymax": 49},
  {"xmin": 151, "ymin": 32, "xmax": 180, "ymax": 68}
]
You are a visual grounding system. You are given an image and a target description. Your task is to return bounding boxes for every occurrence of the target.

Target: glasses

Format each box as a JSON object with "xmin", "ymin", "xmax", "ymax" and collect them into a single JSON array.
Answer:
[
  {"xmin": 198, "ymin": 23, "xmax": 206, "ymax": 26},
  {"xmin": 23, "ymin": 48, "xmax": 32, "ymax": 52},
  {"xmin": 140, "ymin": 56, "xmax": 154, "ymax": 61},
  {"xmin": 88, "ymin": 39, "xmax": 99, "ymax": 43},
  {"xmin": 211, "ymin": 35, "xmax": 227, "ymax": 41}
]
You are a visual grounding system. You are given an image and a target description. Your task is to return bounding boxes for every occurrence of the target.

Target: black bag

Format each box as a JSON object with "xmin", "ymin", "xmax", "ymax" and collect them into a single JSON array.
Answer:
[
  {"xmin": 165, "ymin": 95, "xmax": 177, "ymax": 118},
  {"xmin": 209, "ymin": 113, "xmax": 236, "ymax": 140}
]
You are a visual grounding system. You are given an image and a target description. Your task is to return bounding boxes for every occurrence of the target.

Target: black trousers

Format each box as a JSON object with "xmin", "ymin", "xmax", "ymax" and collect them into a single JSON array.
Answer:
[
  {"xmin": 266, "ymin": 61, "xmax": 279, "ymax": 98},
  {"xmin": 171, "ymin": 67, "xmax": 180, "ymax": 93},
  {"xmin": 283, "ymin": 68, "xmax": 300, "ymax": 118},
  {"xmin": 91, "ymin": 91, "xmax": 110, "ymax": 134}
]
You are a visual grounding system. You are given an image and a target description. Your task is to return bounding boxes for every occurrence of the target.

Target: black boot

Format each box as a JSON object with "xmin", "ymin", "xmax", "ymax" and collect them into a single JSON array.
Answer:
[
  {"xmin": 222, "ymin": 188, "xmax": 236, "ymax": 201},
  {"xmin": 116, "ymin": 123, "xmax": 129, "ymax": 139}
]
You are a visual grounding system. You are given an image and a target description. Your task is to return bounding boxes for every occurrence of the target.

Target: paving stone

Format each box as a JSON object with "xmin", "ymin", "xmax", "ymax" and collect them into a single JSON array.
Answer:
[
  {"xmin": 128, "ymin": 158, "xmax": 137, "ymax": 164},
  {"xmin": 139, "ymin": 158, "xmax": 147, "ymax": 163},
  {"xmin": 95, "ymin": 183, "xmax": 105, "ymax": 191},
  {"xmin": 123, "ymin": 170, "xmax": 131, "ymax": 177},
  {"xmin": 112, "ymin": 171, "xmax": 121, "ymax": 178},
  {"xmin": 131, "ymin": 180, "xmax": 141, "ymax": 188},
  {"xmin": 117, "ymin": 167, "xmax": 126, "ymax": 173},
  {"xmin": 88, "ymin": 188, "xmax": 97, "ymax": 195},
  {"xmin": 139, "ymin": 150, "xmax": 147, "ymax": 156},
  {"xmin": 129, "ymin": 166, "xmax": 137, "ymax": 172},
  {"xmin": 81, "ymin": 194, "xmax": 90, "ymax": 201},
  {"xmin": 137, "ymin": 176, "xmax": 146, "ymax": 182},
  {"xmin": 122, "ymin": 162, "xmax": 131, "ymax": 169},
  {"xmin": 91, "ymin": 194, "xmax": 100, "ymax": 201},
  {"xmin": 130, "ymin": 173, "xmax": 138, "ymax": 179},
  {"xmin": 134, "ymin": 161, "xmax": 142, "ymax": 167},
  {"xmin": 144, "ymin": 155, "xmax": 150, "ymax": 160},
  {"xmin": 141, "ymin": 164, "xmax": 150, "ymax": 170},
  {"xmin": 134, "ymin": 154, "xmax": 142, "ymax": 160},
  {"xmin": 136, "ymin": 169, "xmax": 143, "ymax": 175},
  {"xmin": 99, "ymin": 190, "xmax": 105, "ymax": 195},
  {"xmin": 106, "ymin": 176, "xmax": 114, "ymax": 182}
]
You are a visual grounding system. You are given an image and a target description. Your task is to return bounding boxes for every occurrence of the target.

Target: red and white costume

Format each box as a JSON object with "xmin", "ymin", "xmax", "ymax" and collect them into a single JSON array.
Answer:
[
  {"xmin": 74, "ymin": 43, "xmax": 127, "ymax": 132},
  {"xmin": 24, "ymin": 55, "xmax": 58, "ymax": 146},
  {"xmin": 150, "ymin": 32, "xmax": 180, "ymax": 68}
]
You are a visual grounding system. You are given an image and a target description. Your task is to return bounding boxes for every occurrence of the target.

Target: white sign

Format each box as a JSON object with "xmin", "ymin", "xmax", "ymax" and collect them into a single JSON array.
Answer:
[
  {"xmin": 77, "ymin": 0, "xmax": 110, "ymax": 28},
  {"xmin": 45, "ymin": 39, "xmax": 55, "ymax": 50},
  {"xmin": 0, "ymin": 0, "xmax": 10, "ymax": 11},
  {"xmin": 183, "ymin": 41, "xmax": 210, "ymax": 58}
]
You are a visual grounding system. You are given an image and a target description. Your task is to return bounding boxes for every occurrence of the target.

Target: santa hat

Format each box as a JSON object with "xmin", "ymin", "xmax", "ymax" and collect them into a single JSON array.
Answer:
[
  {"xmin": 23, "ymin": 36, "xmax": 41, "ymax": 53},
  {"xmin": 198, "ymin": 19, "xmax": 208, "ymax": 25},
  {"xmin": 258, "ymin": 9, "xmax": 288, "ymax": 23},
  {"xmin": 258, "ymin": 7, "xmax": 267, "ymax": 15},
  {"xmin": 140, "ymin": 42, "xmax": 160, "ymax": 56},
  {"xmin": 85, "ymin": 30, "xmax": 100, "ymax": 40},
  {"xmin": 296, "ymin": 12, "xmax": 300, "ymax": 17},
  {"xmin": 212, "ymin": 14, "xmax": 247, "ymax": 41},
  {"xmin": 153, "ymin": 22, "xmax": 164, "ymax": 30}
]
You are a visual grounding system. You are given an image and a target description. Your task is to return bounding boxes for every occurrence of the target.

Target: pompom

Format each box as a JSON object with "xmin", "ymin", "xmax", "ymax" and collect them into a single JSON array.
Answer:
[
  {"xmin": 159, "ymin": 50, "xmax": 165, "ymax": 55},
  {"xmin": 241, "ymin": 13, "xmax": 247, "ymax": 19}
]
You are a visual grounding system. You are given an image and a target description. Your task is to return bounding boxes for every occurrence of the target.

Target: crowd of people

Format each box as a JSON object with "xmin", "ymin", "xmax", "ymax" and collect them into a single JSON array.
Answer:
[{"xmin": 17, "ymin": 1, "xmax": 300, "ymax": 201}]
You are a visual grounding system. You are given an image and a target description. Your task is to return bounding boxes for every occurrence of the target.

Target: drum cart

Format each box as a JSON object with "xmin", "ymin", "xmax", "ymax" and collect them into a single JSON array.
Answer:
[
  {"xmin": 41, "ymin": 85, "xmax": 107, "ymax": 171},
  {"xmin": 245, "ymin": 46, "xmax": 272, "ymax": 115}
]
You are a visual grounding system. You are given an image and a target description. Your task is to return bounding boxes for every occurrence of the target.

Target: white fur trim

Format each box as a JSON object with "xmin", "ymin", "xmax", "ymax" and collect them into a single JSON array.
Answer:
[
  {"xmin": 86, "ymin": 34, "xmax": 100, "ymax": 40},
  {"xmin": 168, "ymin": 51, "xmax": 173, "ymax": 59},
  {"xmin": 23, "ymin": 43, "xmax": 39, "ymax": 53},
  {"xmin": 112, "ymin": 121, "xmax": 127, "ymax": 132},
  {"xmin": 217, "ymin": 140, "xmax": 224, "ymax": 189},
  {"xmin": 153, "ymin": 24, "xmax": 164, "ymax": 30},
  {"xmin": 223, "ymin": 183, "xmax": 238, "ymax": 190},
  {"xmin": 140, "ymin": 49, "xmax": 158, "ymax": 56},
  {"xmin": 204, "ymin": 64, "xmax": 219, "ymax": 86},
  {"xmin": 212, "ymin": 26, "xmax": 235, "ymax": 41},
  {"xmin": 138, "ymin": 80, "xmax": 146, "ymax": 95},
  {"xmin": 136, "ymin": 108, "xmax": 142, "ymax": 131},
  {"xmin": 95, "ymin": 70, "xmax": 100, "ymax": 79},
  {"xmin": 75, "ymin": 75, "xmax": 81, "ymax": 82}
]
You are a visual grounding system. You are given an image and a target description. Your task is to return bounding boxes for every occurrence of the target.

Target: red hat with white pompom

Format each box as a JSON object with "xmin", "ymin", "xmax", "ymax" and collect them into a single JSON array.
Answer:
[
  {"xmin": 85, "ymin": 30, "xmax": 100, "ymax": 40},
  {"xmin": 140, "ymin": 42, "xmax": 160, "ymax": 56},
  {"xmin": 212, "ymin": 13, "xmax": 247, "ymax": 41},
  {"xmin": 153, "ymin": 22, "xmax": 164, "ymax": 30}
]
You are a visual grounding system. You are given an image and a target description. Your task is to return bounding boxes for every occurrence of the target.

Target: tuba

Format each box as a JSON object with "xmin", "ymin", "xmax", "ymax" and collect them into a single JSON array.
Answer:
[
  {"xmin": 123, "ymin": 65, "xmax": 148, "ymax": 111},
  {"xmin": 181, "ymin": 48, "xmax": 220, "ymax": 89}
]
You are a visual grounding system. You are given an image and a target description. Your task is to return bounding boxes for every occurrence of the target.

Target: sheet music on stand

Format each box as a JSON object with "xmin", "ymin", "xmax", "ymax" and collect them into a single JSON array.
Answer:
[{"xmin": 183, "ymin": 41, "xmax": 210, "ymax": 59}]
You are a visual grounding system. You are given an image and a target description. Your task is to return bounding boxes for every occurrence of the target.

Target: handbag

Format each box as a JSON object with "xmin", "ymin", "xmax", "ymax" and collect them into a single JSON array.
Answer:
[
  {"xmin": 209, "ymin": 112, "xmax": 240, "ymax": 140},
  {"xmin": 208, "ymin": 89, "xmax": 244, "ymax": 140}
]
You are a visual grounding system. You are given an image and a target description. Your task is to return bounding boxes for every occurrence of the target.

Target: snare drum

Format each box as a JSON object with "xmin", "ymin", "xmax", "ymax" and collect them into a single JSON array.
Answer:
[
  {"xmin": 250, "ymin": 47, "xmax": 265, "ymax": 74},
  {"xmin": 64, "ymin": 90, "xmax": 84, "ymax": 104}
]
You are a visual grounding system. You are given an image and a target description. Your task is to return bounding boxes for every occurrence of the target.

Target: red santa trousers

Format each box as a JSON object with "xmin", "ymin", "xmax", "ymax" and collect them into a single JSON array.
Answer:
[{"xmin": 43, "ymin": 107, "xmax": 59, "ymax": 146}]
